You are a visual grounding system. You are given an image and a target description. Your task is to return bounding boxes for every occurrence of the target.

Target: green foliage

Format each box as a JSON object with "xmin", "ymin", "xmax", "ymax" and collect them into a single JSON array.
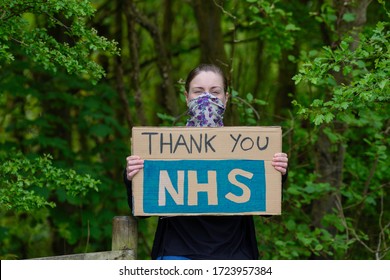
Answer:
[
  {"xmin": 0, "ymin": 151, "xmax": 99, "ymax": 212},
  {"xmin": 0, "ymin": 0, "xmax": 118, "ymax": 83},
  {"xmin": 246, "ymin": 0, "xmax": 300, "ymax": 58},
  {"xmin": 293, "ymin": 20, "xmax": 390, "ymax": 125},
  {"xmin": 230, "ymin": 89, "xmax": 268, "ymax": 125},
  {"xmin": 255, "ymin": 126, "xmax": 389, "ymax": 260},
  {"xmin": 1, "ymin": 0, "xmax": 389, "ymax": 261},
  {"xmin": 0, "ymin": 0, "xmax": 125, "ymax": 259},
  {"xmin": 0, "ymin": 150, "xmax": 101, "ymax": 259},
  {"xmin": 287, "ymin": 3, "xmax": 390, "ymax": 260}
]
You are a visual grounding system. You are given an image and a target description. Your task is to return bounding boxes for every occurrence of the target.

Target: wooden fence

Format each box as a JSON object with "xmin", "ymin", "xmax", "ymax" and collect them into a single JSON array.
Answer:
[{"xmin": 32, "ymin": 216, "xmax": 138, "ymax": 260}]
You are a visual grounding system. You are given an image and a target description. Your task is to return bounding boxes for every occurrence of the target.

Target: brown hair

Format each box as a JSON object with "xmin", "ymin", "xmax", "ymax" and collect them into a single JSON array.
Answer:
[{"xmin": 185, "ymin": 64, "xmax": 228, "ymax": 93}]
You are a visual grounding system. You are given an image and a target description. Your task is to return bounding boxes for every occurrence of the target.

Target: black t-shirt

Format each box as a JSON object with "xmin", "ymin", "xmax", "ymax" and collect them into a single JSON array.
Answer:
[{"xmin": 151, "ymin": 215, "xmax": 258, "ymax": 259}]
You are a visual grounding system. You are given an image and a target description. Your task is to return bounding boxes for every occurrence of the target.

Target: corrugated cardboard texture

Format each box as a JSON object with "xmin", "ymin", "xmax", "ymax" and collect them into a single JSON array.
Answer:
[{"xmin": 131, "ymin": 126, "xmax": 282, "ymax": 216}]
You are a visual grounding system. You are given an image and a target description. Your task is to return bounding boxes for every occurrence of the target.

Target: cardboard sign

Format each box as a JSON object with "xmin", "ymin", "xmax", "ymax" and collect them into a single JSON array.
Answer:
[{"xmin": 131, "ymin": 126, "xmax": 282, "ymax": 216}]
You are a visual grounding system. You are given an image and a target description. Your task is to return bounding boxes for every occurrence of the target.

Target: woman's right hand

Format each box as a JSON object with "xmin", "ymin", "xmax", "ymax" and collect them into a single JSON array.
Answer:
[{"xmin": 126, "ymin": 155, "xmax": 144, "ymax": 181}]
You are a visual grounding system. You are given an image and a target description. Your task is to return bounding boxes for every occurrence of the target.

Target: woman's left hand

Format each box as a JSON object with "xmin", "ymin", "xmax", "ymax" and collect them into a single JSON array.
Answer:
[{"xmin": 272, "ymin": 153, "xmax": 288, "ymax": 175}]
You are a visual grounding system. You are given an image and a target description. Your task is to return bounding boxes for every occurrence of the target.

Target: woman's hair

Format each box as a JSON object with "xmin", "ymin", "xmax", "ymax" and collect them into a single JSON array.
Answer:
[{"xmin": 185, "ymin": 64, "xmax": 228, "ymax": 93}]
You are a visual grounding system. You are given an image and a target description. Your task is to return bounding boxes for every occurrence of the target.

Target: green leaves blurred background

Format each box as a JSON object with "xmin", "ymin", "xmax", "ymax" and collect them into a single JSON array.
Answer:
[{"xmin": 0, "ymin": 0, "xmax": 388, "ymax": 260}]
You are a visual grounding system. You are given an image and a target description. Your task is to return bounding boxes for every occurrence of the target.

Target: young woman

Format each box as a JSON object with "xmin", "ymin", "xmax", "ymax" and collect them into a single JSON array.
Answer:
[{"xmin": 124, "ymin": 64, "xmax": 288, "ymax": 260}]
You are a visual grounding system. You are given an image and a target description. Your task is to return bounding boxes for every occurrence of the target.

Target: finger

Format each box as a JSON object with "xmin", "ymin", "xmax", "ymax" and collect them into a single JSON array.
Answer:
[
  {"xmin": 273, "ymin": 156, "xmax": 288, "ymax": 162},
  {"xmin": 127, "ymin": 169, "xmax": 140, "ymax": 181},
  {"xmin": 127, "ymin": 166, "xmax": 144, "ymax": 180},
  {"xmin": 272, "ymin": 161, "xmax": 288, "ymax": 168},
  {"xmin": 126, "ymin": 163, "xmax": 144, "ymax": 172},
  {"xmin": 273, "ymin": 153, "xmax": 287, "ymax": 158},
  {"xmin": 127, "ymin": 156, "xmax": 144, "ymax": 164},
  {"xmin": 126, "ymin": 155, "xmax": 141, "ymax": 161},
  {"xmin": 127, "ymin": 159, "xmax": 144, "ymax": 166},
  {"xmin": 273, "ymin": 165, "xmax": 287, "ymax": 175}
]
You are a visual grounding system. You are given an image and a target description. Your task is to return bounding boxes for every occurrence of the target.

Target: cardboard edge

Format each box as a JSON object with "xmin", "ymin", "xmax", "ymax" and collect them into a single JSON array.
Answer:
[{"xmin": 131, "ymin": 126, "xmax": 283, "ymax": 216}]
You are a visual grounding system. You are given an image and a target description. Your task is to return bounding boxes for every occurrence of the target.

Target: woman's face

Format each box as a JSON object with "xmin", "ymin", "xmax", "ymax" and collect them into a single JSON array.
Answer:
[{"xmin": 185, "ymin": 71, "xmax": 229, "ymax": 107}]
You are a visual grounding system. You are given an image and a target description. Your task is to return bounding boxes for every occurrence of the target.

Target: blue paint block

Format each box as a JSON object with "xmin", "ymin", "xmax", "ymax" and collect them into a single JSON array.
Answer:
[{"xmin": 143, "ymin": 159, "xmax": 266, "ymax": 214}]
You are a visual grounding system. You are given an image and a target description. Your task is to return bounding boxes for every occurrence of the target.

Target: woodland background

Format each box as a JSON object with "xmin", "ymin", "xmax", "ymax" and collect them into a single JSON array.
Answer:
[{"xmin": 0, "ymin": 0, "xmax": 389, "ymax": 260}]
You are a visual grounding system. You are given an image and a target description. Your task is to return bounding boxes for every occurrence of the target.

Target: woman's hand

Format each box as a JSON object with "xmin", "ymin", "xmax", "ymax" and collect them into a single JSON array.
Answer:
[
  {"xmin": 272, "ymin": 153, "xmax": 288, "ymax": 175},
  {"xmin": 126, "ymin": 155, "xmax": 144, "ymax": 181}
]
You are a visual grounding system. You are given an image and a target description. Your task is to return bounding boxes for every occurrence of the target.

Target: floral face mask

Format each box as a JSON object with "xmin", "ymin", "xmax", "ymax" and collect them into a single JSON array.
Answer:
[{"xmin": 186, "ymin": 92, "xmax": 226, "ymax": 127}]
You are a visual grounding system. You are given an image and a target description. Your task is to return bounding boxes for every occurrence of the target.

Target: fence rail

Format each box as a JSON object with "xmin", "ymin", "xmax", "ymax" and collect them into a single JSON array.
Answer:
[{"xmin": 32, "ymin": 216, "xmax": 138, "ymax": 260}]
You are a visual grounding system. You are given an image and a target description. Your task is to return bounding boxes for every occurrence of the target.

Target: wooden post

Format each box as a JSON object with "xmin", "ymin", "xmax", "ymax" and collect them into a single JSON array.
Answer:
[{"xmin": 112, "ymin": 216, "xmax": 138, "ymax": 259}]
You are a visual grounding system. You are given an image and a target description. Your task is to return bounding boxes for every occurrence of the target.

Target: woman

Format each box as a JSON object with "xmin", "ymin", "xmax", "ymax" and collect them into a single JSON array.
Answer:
[{"xmin": 124, "ymin": 64, "xmax": 288, "ymax": 260}]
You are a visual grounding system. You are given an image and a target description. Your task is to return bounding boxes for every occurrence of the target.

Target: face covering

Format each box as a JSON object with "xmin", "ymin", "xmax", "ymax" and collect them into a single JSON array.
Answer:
[{"xmin": 186, "ymin": 92, "xmax": 226, "ymax": 127}]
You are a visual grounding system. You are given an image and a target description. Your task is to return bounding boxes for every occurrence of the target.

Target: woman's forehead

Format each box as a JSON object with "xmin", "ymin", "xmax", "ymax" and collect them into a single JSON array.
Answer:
[{"xmin": 190, "ymin": 71, "xmax": 224, "ymax": 88}]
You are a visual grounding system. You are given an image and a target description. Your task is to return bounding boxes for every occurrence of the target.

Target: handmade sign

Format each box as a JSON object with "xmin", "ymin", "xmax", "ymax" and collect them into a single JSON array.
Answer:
[{"xmin": 131, "ymin": 126, "xmax": 282, "ymax": 216}]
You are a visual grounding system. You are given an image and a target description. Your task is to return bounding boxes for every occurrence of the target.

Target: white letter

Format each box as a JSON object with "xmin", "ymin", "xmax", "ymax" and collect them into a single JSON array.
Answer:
[
  {"xmin": 225, "ymin": 169, "xmax": 252, "ymax": 203},
  {"xmin": 158, "ymin": 170, "xmax": 184, "ymax": 206},
  {"xmin": 187, "ymin": 171, "xmax": 218, "ymax": 206}
]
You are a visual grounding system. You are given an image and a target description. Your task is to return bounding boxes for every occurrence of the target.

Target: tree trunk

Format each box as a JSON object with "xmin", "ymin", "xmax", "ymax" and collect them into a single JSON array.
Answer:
[
  {"xmin": 127, "ymin": 0, "xmax": 179, "ymax": 117},
  {"xmin": 115, "ymin": 0, "xmax": 136, "ymax": 128},
  {"xmin": 123, "ymin": 1, "xmax": 147, "ymax": 126},
  {"xmin": 311, "ymin": 0, "xmax": 372, "ymax": 235},
  {"xmin": 274, "ymin": 47, "xmax": 298, "ymax": 121},
  {"xmin": 191, "ymin": 0, "xmax": 229, "ymax": 73},
  {"xmin": 312, "ymin": 122, "xmax": 346, "ymax": 233},
  {"xmin": 154, "ymin": 0, "xmax": 175, "ymax": 124}
]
